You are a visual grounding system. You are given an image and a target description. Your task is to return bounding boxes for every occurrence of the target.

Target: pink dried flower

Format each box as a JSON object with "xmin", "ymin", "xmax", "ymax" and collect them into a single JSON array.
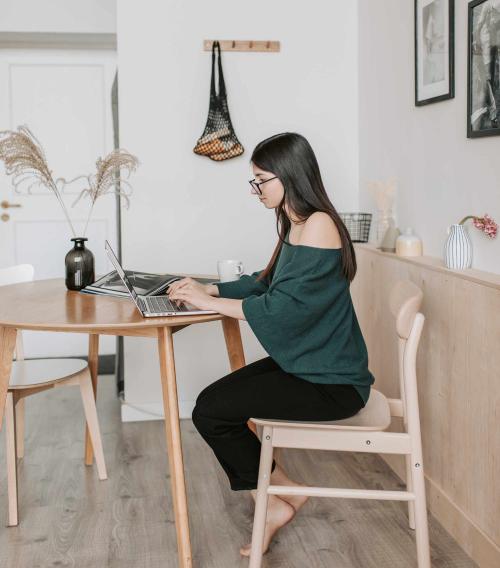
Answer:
[{"xmin": 459, "ymin": 213, "xmax": 498, "ymax": 239}]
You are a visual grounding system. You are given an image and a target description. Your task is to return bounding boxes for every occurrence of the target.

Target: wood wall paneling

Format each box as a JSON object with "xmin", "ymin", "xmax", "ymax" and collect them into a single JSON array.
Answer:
[{"xmin": 351, "ymin": 244, "xmax": 500, "ymax": 568}]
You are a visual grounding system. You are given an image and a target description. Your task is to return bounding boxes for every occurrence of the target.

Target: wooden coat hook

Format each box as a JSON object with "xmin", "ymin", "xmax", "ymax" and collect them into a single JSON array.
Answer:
[{"xmin": 203, "ymin": 40, "xmax": 280, "ymax": 52}]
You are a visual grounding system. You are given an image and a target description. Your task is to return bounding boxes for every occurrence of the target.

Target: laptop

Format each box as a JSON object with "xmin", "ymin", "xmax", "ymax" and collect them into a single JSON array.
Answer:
[{"xmin": 104, "ymin": 240, "xmax": 219, "ymax": 317}]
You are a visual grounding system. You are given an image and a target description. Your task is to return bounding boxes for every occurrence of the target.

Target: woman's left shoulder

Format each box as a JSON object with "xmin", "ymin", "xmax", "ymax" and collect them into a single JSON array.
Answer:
[{"xmin": 299, "ymin": 212, "xmax": 342, "ymax": 248}]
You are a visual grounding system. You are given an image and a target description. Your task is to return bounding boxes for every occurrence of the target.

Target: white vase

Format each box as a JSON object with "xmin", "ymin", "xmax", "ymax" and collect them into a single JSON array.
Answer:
[{"xmin": 444, "ymin": 224, "xmax": 472, "ymax": 269}]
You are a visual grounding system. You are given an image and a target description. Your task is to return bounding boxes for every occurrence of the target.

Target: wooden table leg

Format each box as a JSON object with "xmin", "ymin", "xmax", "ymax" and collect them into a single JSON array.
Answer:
[
  {"xmin": 157, "ymin": 326, "xmax": 192, "ymax": 568},
  {"xmin": 221, "ymin": 316, "xmax": 246, "ymax": 371},
  {"xmin": 85, "ymin": 333, "xmax": 99, "ymax": 465},
  {"xmin": 220, "ymin": 316, "xmax": 258, "ymax": 436},
  {"xmin": 0, "ymin": 327, "xmax": 17, "ymax": 431}
]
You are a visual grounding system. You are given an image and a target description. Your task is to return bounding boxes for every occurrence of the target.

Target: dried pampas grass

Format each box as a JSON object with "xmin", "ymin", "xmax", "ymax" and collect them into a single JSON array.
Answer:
[
  {"xmin": 70, "ymin": 149, "xmax": 140, "ymax": 236},
  {"xmin": 0, "ymin": 125, "xmax": 140, "ymax": 238},
  {"xmin": 367, "ymin": 177, "xmax": 397, "ymax": 212},
  {"xmin": 0, "ymin": 124, "xmax": 77, "ymax": 235}
]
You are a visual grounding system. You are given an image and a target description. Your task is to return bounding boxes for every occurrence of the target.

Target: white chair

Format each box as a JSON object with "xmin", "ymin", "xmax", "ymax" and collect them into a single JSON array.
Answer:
[
  {"xmin": 248, "ymin": 280, "xmax": 431, "ymax": 568},
  {"xmin": 1, "ymin": 264, "xmax": 107, "ymax": 526}
]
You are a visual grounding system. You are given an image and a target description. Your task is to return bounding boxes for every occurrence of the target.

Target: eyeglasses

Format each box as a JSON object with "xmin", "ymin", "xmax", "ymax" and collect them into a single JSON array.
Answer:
[{"xmin": 248, "ymin": 176, "xmax": 278, "ymax": 195}]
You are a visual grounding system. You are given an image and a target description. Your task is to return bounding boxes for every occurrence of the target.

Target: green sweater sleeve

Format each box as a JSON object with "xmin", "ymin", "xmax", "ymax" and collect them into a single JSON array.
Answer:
[
  {"xmin": 241, "ymin": 248, "xmax": 332, "ymax": 340},
  {"xmin": 215, "ymin": 269, "xmax": 269, "ymax": 299}
]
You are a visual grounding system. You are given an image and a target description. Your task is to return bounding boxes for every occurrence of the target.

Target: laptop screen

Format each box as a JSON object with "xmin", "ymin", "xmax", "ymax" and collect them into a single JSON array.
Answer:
[{"xmin": 105, "ymin": 240, "xmax": 141, "ymax": 308}]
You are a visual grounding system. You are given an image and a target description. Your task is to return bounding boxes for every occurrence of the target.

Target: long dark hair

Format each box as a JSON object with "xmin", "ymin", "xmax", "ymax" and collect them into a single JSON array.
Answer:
[{"xmin": 252, "ymin": 132, "xmax": 357, "ymax": 283}]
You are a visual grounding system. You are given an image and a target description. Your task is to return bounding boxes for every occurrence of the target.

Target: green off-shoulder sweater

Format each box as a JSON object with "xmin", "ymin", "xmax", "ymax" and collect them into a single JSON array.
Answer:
[{"xmin": 215, "ymin": 231, "xmax": 374, "ymax": 404}]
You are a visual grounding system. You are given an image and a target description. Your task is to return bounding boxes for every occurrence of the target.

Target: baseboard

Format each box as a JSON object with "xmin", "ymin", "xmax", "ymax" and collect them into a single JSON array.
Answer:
[
  {"xmin": 381, "ymin": 455, "xmax": 500, "ymax": 568},
  {"xmin": 120, "ymin": 400, "xmax": 195, "ymax": 422}
]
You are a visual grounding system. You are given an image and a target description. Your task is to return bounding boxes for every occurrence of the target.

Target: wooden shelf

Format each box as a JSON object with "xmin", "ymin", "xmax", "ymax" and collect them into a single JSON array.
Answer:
[{"xmin": 354, "ymin": 242, "xmax": 500, "ymax": 291}]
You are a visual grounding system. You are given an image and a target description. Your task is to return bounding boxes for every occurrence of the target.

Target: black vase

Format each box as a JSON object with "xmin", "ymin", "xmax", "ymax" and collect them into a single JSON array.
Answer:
[{"xmin": 65, "ymin": 237, "xmax": 95, "ymax": 291}]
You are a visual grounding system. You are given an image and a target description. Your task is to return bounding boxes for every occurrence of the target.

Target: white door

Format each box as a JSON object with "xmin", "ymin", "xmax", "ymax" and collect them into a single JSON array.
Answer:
[{"xmin": 0, "ymin": 47, "xmax": 118, "ymax": 358}]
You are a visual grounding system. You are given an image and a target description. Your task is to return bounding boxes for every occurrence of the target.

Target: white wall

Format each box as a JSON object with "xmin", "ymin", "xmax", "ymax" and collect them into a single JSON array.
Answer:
[
  {"xmin": 116, "ymin": 0, "xmax": 360, "ymax": 420},
  {"xmin": 0, "ymin": 0, "xmax": 116, "ymax": 34},
  {"xmin": 358, "ymin": 0, "xmax": 500, "ymax": 273}
]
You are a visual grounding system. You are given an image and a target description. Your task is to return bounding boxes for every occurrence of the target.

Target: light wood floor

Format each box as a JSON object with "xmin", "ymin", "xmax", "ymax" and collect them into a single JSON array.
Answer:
[{"xmin": 0, "ymin": 375, "xmax": 477, "ymax": 568}]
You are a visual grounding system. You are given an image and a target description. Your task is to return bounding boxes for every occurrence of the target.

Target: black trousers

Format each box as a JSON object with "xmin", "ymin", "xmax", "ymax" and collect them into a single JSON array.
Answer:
[{"xmin": 191, "ymin": 356, "xmax": 365, "ymax": 491}]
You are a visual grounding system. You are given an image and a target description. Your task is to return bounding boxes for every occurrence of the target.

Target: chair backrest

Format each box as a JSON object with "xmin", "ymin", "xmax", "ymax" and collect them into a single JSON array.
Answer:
[
  {"xmin": 388, "ymin": 280, "xmax": 425, "ymax": 434},
  {"xmin": 389, "ymin": 280, "xmax": 423, "ymax": 339},
  {"xmin": 0, "ymin": 264, "xmax": 35, "ymax": 360}
]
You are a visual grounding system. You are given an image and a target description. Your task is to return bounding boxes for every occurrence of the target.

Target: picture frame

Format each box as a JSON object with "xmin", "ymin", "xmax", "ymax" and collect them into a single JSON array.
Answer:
[
  {"xmin": 415, "ymin": 0, "xmax": 455, "ymax": 106},
  {"xmin": 467, "ymin": 0, "xmax": 500, "ymax": 138}
]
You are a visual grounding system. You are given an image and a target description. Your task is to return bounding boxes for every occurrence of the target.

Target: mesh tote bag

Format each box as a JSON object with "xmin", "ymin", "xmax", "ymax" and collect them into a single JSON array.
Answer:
[{"xmin": 193, "ymin": 41, "xmax": 244, "ymax": 161}]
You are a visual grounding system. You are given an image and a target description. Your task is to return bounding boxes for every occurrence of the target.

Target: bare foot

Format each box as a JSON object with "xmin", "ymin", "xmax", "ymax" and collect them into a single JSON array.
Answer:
[
  {"xmin": 270, "ymin": 463, "xmax": 309, "ymax": 513},
  {"xmin": 239, "ymin": 494, "xmax": 296, "ymax": 557}
]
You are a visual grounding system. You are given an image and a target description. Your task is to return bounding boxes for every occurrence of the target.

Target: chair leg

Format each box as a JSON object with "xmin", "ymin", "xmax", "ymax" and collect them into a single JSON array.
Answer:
[
  {"xmin": 15, "ymin": 397, "xmax": 25, "ymax": 459},
  {"xmin": 405, "ymin": 454, "xmax": 416, "ymax": 529},
  {"xmin": 253, "ymin": 423, "xmax": 281, "ymax": 464},
  {"xmin": 5, "ymin": 392, "xmax": 19, "ymax": 526},
  {"xmin": 79, "ymin": 371, "xmax": 107, "ymax": 480},
  {"xmin": 411, "ymin": 460, "xmax": 431, "ymax": 568},
  {"xmin": 249, "ymin": 426, "xmax": 274, "ymax": 568}
]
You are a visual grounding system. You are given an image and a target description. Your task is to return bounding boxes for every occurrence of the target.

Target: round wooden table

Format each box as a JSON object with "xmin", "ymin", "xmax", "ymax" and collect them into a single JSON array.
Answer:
[{"xmin": 0, "ymin": 278, "xmax": 246, "ymax": 568}]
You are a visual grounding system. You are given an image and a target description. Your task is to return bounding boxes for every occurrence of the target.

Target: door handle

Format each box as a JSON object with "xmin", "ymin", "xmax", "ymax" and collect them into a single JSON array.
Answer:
[{"xmin": 1, "ymin": 200, "xmax": 22, "ymax": 209}]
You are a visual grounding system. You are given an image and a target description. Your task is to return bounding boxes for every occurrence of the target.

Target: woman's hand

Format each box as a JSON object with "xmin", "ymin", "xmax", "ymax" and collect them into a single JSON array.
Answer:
[
  {"xmin": 167, "ymin": 277, "xmax": 217, "ymax": 311},
  {"xmin": 167, "ymin": 278, "xmax": 244, "ymax": 319}
]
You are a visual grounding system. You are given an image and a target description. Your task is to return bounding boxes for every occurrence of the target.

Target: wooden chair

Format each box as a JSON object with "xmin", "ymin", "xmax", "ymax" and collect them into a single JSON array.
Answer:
[
  {"xmin": 248, "ymin": 279, "xmax": 431, "ymax": 568},
  {"xmin": 1, "ymin": 264, "xmax": 107, "ymax": 527}
]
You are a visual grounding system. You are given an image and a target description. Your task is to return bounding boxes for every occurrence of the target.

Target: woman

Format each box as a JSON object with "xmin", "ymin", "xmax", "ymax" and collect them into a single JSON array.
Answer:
[{"xmin": 167, "ymin": 132, "xmax": 375, "ymax": 556}]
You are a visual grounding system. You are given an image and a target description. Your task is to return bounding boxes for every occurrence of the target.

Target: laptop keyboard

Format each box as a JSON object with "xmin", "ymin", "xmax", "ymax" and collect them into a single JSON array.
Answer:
[{"xmin": 143, "ymin": 296, "xmax": 189, "ymax": 313}]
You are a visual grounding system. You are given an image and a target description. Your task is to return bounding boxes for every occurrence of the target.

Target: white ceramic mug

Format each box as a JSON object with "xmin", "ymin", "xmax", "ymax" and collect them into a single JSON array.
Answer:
[{"xmin": 217, "ymin": 259, "xmax": 244, "ymax": 282}]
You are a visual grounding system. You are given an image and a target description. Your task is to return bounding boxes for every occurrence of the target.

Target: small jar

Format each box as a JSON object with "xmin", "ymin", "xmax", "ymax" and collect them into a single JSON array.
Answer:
[{"xmin": 395, "ymin": 228, "xmax": 423, "ymax": 257}]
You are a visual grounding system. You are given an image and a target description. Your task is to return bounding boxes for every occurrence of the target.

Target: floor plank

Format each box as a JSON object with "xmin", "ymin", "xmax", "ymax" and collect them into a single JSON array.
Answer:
[{"xmin": 0, "ymin": 375, "xmax": 477, "ymax": 567}]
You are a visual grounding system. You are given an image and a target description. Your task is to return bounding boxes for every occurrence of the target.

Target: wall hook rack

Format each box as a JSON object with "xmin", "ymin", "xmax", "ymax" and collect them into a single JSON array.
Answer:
[{"xmin": 203, "ymin": 40, "xmax": 280, "ymax": 52}]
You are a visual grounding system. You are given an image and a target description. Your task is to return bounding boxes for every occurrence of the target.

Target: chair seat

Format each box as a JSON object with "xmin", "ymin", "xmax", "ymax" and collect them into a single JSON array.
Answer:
[
  {"xmin": 8, "ymin": 358, "xmax": 88, "ymax": 389},
  {"xmin": 251, "ymin": 388, "xmax": 391, "ymax": 431}
]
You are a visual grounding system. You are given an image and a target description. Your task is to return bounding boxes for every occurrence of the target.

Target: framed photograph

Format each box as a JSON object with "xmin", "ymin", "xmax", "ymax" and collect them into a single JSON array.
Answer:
[
  {"xmin": 415, "ymin": 0, "xmax": 455, "ymax": 105},
  {"xmin": 467, "ymin": 0, "xmax": 500, "ymax": 137}
]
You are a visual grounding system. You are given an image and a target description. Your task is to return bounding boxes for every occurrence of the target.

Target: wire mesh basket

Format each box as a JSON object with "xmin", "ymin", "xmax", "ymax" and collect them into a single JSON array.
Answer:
[{"xmin": 339, "ymin": 213, "xmax": 372, "ymax": 243}]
